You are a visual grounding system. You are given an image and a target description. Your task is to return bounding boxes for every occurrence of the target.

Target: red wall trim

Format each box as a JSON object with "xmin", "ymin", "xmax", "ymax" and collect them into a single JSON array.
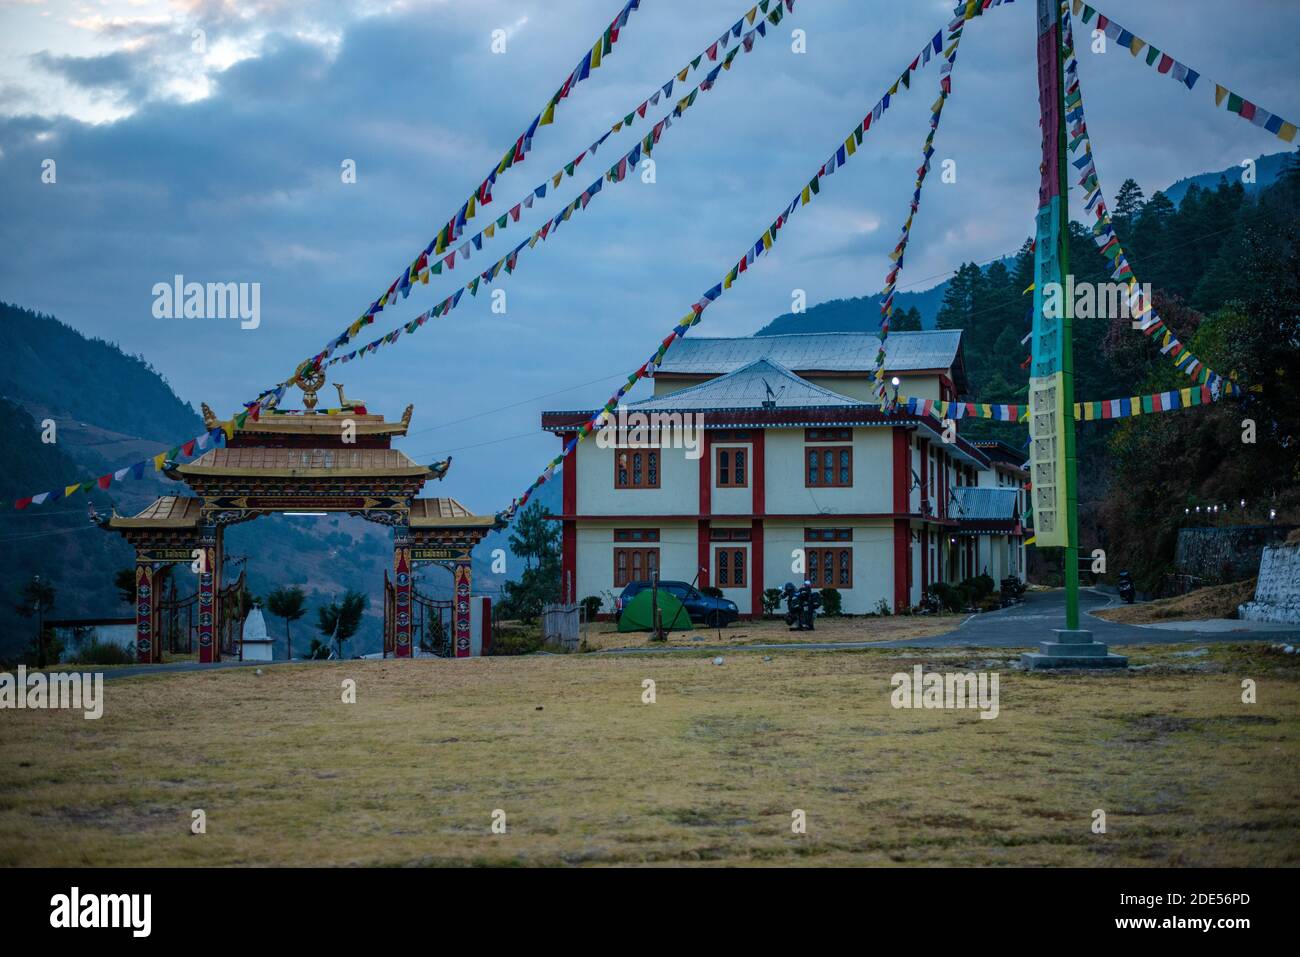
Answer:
[
  {"xmin": 699, "ymin": 429, "xmax": 713, "ymax": 516},
  {"xmin": 752, "ymin": 429, "xmax": 765, "ymax": 518},
  {"xmin": 891, "ymin": 428, "xmax": 911, "ymax": 612},
  {"xmin": 561, "ymin": 431, "xmax": 577, "ymax": 603},
  {"xmin": 545, "ymin": 512, "xmax": 924, "ymax": 522},
  {"xmin": 750, "ymin": 517, "xmax": 764, "ymax": 620},
  {"xmin": 697, "ymin": 518, "xmax": 710, "ymax": 590},
  {"xmin": 893, "ymin": 519, "xmax": 910, "ymax": 613}
]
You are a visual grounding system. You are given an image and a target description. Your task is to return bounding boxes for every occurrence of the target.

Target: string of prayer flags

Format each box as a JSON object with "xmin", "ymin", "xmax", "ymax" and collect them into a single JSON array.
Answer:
[
  {"xmin": 873, "ymin": 8, "xmax": 970, "ymax": 403},
  {"xmin": 291, "ymin": 1, "xmax": 792, "ymax": 387},
  {"xmin": 501, "ymin": 4, "xmax": 1019, "ymax": 525},
  {"xmin": 320, "ymin": 5, "xmax": 794, "ymax": 371},
  {"xmin": 15, "ymin": 416, "xmax": 249, "ymax": 510},
  {"xmin": 901, "ymin": 381, "xmax": 1228, "ymax": 426},
  {"xmin": 1073, "ymin": 1, "xmax": 1297, "ymax": 144},
  {"xmin": 1059, "ymin": 6, "xmax": 1242, "ymax": 397}
]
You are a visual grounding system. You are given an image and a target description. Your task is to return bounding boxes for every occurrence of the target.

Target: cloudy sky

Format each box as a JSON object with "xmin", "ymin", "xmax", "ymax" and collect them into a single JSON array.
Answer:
[{"xmin": 2, "ymin": 0, "xmax": 1297, "ymax": 513}]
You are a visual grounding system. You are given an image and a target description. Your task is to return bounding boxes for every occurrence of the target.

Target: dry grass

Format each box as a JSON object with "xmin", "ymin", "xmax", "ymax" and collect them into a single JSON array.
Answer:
[
  {"xmin": 1, "ymin": 644, "xmax": 1297, "ymax": 867},
  {"xmin": 579, "ymin": 613, "xmax": 964, "ymax": 651},
  {"xmin": 1095, "ymin": 580, "xmax": 1258, "ymax": 625}
]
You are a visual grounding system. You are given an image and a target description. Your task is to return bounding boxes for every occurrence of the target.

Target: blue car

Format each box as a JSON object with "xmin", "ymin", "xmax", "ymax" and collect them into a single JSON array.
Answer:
[{"xmin": 614, "ymin": 580, "xmax": 740, "ymax": 627}]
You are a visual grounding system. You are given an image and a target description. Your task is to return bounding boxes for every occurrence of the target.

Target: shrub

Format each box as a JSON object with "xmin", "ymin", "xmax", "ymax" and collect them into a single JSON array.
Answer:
[
  {"xmin": 927, "ymin": 582, "xmax": 964, "ymax": 612},
  {"xmin": 70, "ymin": 637, "xmax": 135, "ymax": 666},
  {"xmin": 874, "ymin": 598, "xmax": 892, "ymax": 617},
  {"xmin": 580, "ymin": 595, "xmax": 603, "ymax": 620},
  {"xmin": 762, "ymin": 588, "xmax": 784, "ymax": 616},
  {"xmin": 489, "ymin": 625, "xmax": 544, "ymax": 656},
  {"xmin": 819, "ymin": 588, "xmax": 843, "ymax": 617}
]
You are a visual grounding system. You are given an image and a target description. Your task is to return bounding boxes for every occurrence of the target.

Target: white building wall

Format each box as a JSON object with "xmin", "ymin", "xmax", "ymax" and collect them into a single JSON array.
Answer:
[
  {"xmin": 576, "ymin": 432, "xmax": 700, "ymax": 516},
  {"xmin": 575, "ymin": 521, "xmax": 698, "ymax": 611},
  {"xmin": 763, "ymin": 428, "xmax": 893, "ymax": 516},
  {"xmin": 711, "ymin": 440, "xmax": 754, "ymax": 515},
  {"xmin": 762, "ymin": 520, "xmax": 893, "ymax": 615}
]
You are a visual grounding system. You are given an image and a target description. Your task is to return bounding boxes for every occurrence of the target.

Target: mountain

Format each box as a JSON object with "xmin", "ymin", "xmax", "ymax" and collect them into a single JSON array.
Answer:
[
  {"xmin": 1162, "ymin": 150, "xmax": 1289, "ymax": 207},
  {"xmin": 0, "ymin": 302, "xmax": 515, "ymax": 660},
  {"xmin": 755, "ymin": 258, "xmax": 1011, "ymax": 335}
]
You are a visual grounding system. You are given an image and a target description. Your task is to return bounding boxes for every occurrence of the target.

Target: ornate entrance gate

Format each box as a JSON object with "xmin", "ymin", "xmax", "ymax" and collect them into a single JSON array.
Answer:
[{"xmin": 100, "ymin": 375, "xmax": 497, "ymax": 663}]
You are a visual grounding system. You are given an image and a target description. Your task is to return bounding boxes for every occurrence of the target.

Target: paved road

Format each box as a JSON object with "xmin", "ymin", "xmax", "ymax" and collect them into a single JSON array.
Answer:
[
  {"xmin": 879, "ymin": 587, "xmax": 1300, "ymax": 649},
  {"xmin": 599, "ymin": 588, "xmax": 1300, "ymax": 655}
]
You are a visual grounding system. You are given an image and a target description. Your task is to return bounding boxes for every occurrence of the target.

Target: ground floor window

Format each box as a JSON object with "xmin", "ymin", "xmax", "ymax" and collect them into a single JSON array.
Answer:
[
  {"xmin": 614, "ymin": 547, "xmax": 659, "ymax": 587},
  {"xmin": 807, "ymin": 547, "xmax": 852, "ymax": 588},
  {"xmin": 715, "ymin": 547, "xmax": 747, "ymax": 588}
]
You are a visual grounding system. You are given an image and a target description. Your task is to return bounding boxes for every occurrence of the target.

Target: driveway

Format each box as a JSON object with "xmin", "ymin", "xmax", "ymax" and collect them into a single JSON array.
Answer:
[{"xmin": 879, "ymin": 587, "xmax": 1300, "ymax": 649}]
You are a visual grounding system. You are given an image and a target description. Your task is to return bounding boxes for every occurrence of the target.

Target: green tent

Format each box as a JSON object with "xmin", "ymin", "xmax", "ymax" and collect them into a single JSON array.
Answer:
[{"xmin": 617, "ymin": 588, "xmax": 690, "ymax": 633}]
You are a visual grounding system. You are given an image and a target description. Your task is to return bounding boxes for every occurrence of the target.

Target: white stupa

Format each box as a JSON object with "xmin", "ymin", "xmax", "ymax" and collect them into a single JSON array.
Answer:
[{"xmin": 242, "ymin": 607, "xmax": 275, "ymax": 662}]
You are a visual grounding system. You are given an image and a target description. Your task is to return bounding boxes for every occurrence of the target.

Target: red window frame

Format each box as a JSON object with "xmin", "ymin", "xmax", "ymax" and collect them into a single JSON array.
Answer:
[
  {"xmin": 715, "ymin": 446, "xmax": 749, "ymax": 488},
  {"xmin": 614, "ymin": 447, "xmax": 660, "ymax": 489},
  {"xmin": 614, "ymin": 547, "xmax": 660, "ymax": 587},
  {"xmin": 805, "ymin": 446, "xmax": 853, "ymax": 488},
  {"xmin": 714, "ymin": 546, "xmax": 747, "ymax": 588}
]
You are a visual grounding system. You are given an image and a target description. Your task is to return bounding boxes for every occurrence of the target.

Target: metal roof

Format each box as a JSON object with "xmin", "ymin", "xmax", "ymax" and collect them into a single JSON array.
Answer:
[
  {"xmin": 106, "ymin": 496, "xmax": 203, "ymax": 529},
  {"xmin": 629, "ymin": 358, "xmax": 870, "ymax": 412},
  {"xmin": 409, "ymin": 497, "xmax": 496, "ymax": 528},
  {"xmin": 653, "ymin": 330, "xmax": 964, "ymax": 375},
  {"xmin": 951, "ymin": 486, "xmax": 1020, "ymax": 522}
]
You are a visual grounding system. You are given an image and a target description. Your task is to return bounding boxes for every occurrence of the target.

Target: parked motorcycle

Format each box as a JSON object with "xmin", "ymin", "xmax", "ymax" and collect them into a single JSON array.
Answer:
[
  {"xmin": 782, "ymin": 581, "xmax": 822, "ymax": 631},
  {"xmin": 1117, "ymin": 571, "xmax": 1136, "ymax": 604}
]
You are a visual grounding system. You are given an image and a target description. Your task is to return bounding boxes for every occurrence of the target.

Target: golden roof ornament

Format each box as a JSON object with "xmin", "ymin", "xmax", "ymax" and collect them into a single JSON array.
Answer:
[{"xmin": 293, "ymin": 361, "xmax": 326, "ymax": 410}]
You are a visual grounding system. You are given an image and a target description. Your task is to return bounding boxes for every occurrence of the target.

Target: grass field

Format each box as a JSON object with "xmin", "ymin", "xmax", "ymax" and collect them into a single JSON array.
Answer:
[
  {"xmin": 1, "ymin": 643, "xmax": 1297, "ymax": 867},
  {"xmin": 578, "ymin": 612, "xmax": 965, "ymax": 650}
]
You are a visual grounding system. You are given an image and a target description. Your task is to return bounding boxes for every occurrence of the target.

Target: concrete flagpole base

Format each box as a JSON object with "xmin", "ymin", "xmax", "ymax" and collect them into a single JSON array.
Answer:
[{"xmin": 1020, "ymin": 629, "xmax": 1129, "ymax": 670}]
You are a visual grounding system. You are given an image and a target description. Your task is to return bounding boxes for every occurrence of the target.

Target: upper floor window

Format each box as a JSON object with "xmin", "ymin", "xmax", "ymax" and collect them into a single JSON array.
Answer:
[
  {"xmin": 614, "ymin": 529, "xmax": 660, "ymax": 542},
  {"xmin": 615, "ymin": 448, "xmax": 659, "ymax": 489},
  {"xmin": 806, "ymin": 428, "xmax": 851, "ymax": 443},
  {"xmin": 716, "ymin": 447, "xmax": 748, "ymax": 488},
  {"xmin": 805, "ymin": 528, "xmax": 852, "ymax": 542},
  {"xmin": 806, "ymin": 446, "xmax": 852, "ymax": 488}
]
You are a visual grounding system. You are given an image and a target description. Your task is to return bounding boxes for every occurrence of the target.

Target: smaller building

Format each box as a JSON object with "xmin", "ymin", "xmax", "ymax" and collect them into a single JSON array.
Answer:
[
  {"xmin": 46, "ymin": 618, "xmax": 137, "ymax": 658},
  {"xmin": 241, "ymin": 607, "xmax": 274, "ymax": 662}
]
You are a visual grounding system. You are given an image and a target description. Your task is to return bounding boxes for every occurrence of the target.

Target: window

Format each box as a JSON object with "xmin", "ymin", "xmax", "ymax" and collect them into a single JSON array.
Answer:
[
  {"xmin": 806, "ymin": 547, "xmax": 852, "ymax": 588},
  {"xmin": 806, "ymin": 446, "xmax": 852, "ymax": 487},
  {"xmin": 715, "ymin": 547, "xmax": 746, "ymax": 588},
  {"xmin": 614, "ymin": 529, "xmax": 660, "ymax": 542},
  {"xmin": 710, "ymin": 528, "xmax": 752, "ymax": 541},
  {"xmin": 806, "ymin": 428, "xmax": 851, "ymax": 442},
  {"xmin": 715, "ymin": 447, "xmax": 748, "ymax": 488},
  {"xmin": 805, "ymin": 528, "xmax": 852, "ymax": 542},
  {"xmin": 614, "ymin": 547, "xmax": 659, "ymax": 587},
  {"xmin": 615, "ymin": 448, "xmax": 660, "ymax": 489}
]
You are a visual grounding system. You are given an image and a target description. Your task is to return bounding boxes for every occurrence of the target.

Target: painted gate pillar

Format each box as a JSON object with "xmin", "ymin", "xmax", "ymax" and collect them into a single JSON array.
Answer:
[
  {"xmin": 392, "ymin": 530, "xmax": 413, "ymax": 658},
  {"xmin": 196, "ymin": 533, "xmax": 222, "ymax": 664},
  {"xmin": 134, "ymin": 559, "xmax": 159, "ymax": 664},
  {"xmin": 453, "ymin": 561, "xmax": 473, "ymax": 658}
]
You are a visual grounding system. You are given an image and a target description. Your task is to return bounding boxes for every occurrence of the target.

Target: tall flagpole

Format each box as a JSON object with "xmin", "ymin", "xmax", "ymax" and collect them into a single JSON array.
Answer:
[
  {"xmin": 1053, "ymin": 2, "xmax": 1081, "ymax": 632},
  {"xmin": 1023, "ymin": 0, "xmax": 1125, "ymax": 669}
]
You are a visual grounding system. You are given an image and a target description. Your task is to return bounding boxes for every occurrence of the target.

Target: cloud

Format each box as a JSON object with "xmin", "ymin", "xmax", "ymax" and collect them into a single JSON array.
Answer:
[{"xmin": 0, "ymin": 0, "xmax": 1297, "ymax": 511}]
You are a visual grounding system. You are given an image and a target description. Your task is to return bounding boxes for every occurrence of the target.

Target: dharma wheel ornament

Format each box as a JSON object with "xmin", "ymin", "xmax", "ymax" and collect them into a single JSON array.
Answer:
[{"xmin": 292, "ymin": 361, "xmax": 326, "ymax": 410}]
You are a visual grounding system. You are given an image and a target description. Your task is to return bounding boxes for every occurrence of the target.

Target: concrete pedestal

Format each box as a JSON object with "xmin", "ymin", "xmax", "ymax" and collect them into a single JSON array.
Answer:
[{"xmin": 1020, "ymin": 629, "xmax": 1128, "ymax": 670}]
